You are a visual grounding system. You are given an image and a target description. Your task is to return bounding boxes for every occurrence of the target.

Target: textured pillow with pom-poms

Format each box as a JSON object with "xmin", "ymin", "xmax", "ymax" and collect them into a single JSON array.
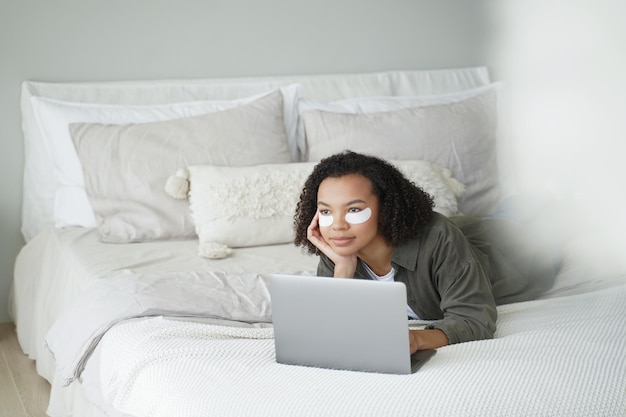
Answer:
[
  {"xmin": 165, "ymin": 160, "xmax": 465, "ymax": 259},
  {"xmin": 165, "ymin": 162, "xmax": 316, "ymax": 258}
]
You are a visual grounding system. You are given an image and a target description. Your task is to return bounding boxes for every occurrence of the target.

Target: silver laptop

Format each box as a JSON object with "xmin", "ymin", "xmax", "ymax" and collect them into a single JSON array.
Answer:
[{"xmin": 269, "ymin": 273, "xmax": 435, "ymax": 374}]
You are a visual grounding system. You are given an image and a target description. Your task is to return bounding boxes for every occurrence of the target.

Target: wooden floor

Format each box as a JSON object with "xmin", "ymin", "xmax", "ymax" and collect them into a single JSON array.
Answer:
[{"xmin": 0, "ymin": 322, "xmax": 50, "ymax": 417}]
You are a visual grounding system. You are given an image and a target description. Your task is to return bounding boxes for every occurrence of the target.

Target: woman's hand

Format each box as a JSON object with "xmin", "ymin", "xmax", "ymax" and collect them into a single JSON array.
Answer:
[
  {"xmin": 307, "ymin": 212, "xmax": 357, "ymax": 278},
  {"xmin": 409, "ymin": 329, "xmax": 449, "ymax": 353}
]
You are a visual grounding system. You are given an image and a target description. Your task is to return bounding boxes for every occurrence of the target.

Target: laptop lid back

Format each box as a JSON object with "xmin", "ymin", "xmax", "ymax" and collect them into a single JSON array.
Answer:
[{"xmin": 269, "ymin": 274, "xmax": 412, "ymax": 374}]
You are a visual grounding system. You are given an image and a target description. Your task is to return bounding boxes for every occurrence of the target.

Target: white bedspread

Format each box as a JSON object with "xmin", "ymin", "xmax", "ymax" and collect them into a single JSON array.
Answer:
[
  {"xmin": 100, "ymin": 283, "xmax": 625, "ymax": 417},
  {"xmin": 47, "ymin": 276, "xmax": 626, "ymax": 417}
]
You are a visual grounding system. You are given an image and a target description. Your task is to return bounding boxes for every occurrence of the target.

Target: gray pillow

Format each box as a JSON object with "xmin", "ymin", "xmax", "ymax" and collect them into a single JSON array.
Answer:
[
  {"xmin": 301, "ymin": 88, "xmax": 500, "ymax": 216},
  {"xmin": 70, "ymin": 89, "xmax": 292, "ymax": 243}
]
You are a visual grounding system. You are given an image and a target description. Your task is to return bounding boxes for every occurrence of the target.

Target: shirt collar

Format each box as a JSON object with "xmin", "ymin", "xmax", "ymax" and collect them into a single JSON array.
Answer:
[{"xmin": 391, "ymin": 237, "xmax": 421, "ymax": 271}]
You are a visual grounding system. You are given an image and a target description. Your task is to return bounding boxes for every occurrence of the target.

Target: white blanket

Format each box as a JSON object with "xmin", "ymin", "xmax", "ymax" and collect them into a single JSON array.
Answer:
[
  {"xmin": 98, "ymin": 283, "xmax": 626, "ymax": 417},
  {"xmin": 47, "ymin": 274, "xmax": 626, "ymax": 417}
]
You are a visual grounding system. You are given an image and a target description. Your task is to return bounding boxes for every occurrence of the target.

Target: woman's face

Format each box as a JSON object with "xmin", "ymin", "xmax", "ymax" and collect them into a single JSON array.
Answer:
[{"xmin": 316, "ymin": 174, "xmax": 381, "ymax": 257}]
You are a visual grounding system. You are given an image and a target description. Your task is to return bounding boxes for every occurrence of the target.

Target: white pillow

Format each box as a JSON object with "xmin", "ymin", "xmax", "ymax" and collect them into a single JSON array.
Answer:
[
  {"xmin": 30, "ymin": 84, "xmax": 300, "ymax": 229},
  {"xmin": 301, "ymin": 86, "xmax": 500, "ymax": 216},
  {"xmin": 168, "ymin": 160, "xmax": 464, "ymax": 259}
]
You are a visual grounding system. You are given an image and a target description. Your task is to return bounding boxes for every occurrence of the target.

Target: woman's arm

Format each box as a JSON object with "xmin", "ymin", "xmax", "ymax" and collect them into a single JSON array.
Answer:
[{"xmin": 404, "ymin": 216, "xmax": 498, "ymax": 346}]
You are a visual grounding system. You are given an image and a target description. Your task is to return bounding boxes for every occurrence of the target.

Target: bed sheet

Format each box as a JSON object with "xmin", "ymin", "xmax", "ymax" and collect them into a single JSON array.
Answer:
[{"xmin": 9, "ymin": 226, "xmax": 317, "ymax": 382}]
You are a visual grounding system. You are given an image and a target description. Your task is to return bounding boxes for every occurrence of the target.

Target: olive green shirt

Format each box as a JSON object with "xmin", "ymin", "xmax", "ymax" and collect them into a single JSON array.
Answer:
[{"xmin": 316, "ymin": 213, "xmax": 556, "ymax": 345}]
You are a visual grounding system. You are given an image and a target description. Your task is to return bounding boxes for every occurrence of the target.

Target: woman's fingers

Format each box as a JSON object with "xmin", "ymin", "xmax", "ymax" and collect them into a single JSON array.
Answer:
[
  {"xmin": 307, "ymin": 212, "xmax": 334, "ymax": 255},
  {"xmin": 307, "ymin": 212, "xmax": 319, "ymax": 237}
]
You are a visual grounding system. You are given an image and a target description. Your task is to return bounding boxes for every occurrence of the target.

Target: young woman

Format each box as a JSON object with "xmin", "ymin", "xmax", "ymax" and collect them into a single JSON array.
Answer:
[{"xmin": 293, "ymin": 151, "xmax": 557, "ymax": 353}]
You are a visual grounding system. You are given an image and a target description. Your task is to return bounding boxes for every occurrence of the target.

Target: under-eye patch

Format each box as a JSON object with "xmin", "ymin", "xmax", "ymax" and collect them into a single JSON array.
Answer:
[
  {"xmin": 345, "ymin": 208, "xmax": 372, "ymax": 224},
  {"xmin": 318, "ymin": 208, "xmax": 372, "ymax": 227},
  {"xmin": 318, "ymin": 213, "xmax": 333, "ymax": 227}
]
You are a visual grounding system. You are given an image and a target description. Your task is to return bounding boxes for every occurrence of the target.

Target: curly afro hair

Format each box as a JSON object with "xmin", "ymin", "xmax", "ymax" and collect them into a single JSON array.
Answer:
[{"xmin": 294, "ymin": 151, "xmax": 435, "ymax": 255}]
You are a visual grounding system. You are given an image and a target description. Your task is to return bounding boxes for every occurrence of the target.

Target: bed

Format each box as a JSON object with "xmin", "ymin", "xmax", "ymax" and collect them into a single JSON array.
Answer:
[{"xmin": 9, "ymin": 67, "xmax": 626, "ymax": 417}]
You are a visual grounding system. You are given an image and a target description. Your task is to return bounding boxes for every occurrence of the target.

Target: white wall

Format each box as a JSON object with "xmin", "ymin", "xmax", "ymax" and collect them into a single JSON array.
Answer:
[
  {"xmin": 491, "ymin": 0, "xmax": 626, "ymax": 274},
  {"xmin": 0, "ymin": 0, "xmax": 491, "ymax": 322}
]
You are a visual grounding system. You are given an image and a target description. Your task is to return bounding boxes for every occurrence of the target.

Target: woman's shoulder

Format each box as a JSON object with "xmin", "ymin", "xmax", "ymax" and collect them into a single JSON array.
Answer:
[
  {"xmin": 426, "ymin": 212, "xmax": 477, "ymax": 235},
  {"xmin": 394, "ymin": 213, "xmax": 480, "ymax": 267},
  {"xmin": 411, "ymin": 213, "xmax": 489, "ymax": 251},
  {"xmin": 401, "ymin": 213, "xmax": 469, "ymax": 249}
]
